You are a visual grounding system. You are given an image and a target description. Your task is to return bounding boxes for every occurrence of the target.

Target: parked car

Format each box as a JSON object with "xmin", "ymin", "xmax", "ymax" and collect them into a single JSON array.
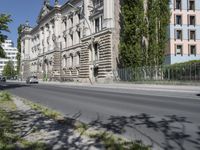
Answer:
[
  {"xmin": 26, "ymin": 76, "xmax": 39, "ymax": 84},
  {"xmin": 0, "ymin": 76, "xmax": 6, "ymax": 82}
]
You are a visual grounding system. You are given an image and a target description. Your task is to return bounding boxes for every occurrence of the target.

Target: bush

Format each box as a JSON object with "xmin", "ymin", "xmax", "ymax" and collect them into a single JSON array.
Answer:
[
  {"xmin": 0, "ymin": 92, "xmax": 11, "ymax": 101},
  {"xmin": 163, "ymin": 60, "xmax": 200, "ymax": 81}
]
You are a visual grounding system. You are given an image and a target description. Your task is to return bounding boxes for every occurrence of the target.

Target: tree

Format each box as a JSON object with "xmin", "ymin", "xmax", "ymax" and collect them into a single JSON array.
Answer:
[
  {"xmin": 119, "ymin": 0, "xmax": 145, "ymax": 68},
  {"xmin": 119, "ymin": 0, "xmax": 170, "ymax": 68},
  {"xmin": 16, "ymin": 25, "xmax": 23, "ymax": 74},
  {"xmin": 147, "ymin": 0, "xmax": 171, "ymax": 66},
  {"xmin": 2, "ymin": 61, "xmax": 16, "ymax": 78},
  {"xmin": 0, "ymin": 14, "xmax": 12, "ymax": 58}
]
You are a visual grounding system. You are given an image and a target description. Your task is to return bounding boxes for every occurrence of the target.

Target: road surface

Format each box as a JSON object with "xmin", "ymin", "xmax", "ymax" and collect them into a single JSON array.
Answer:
[{"xmin": 1, "ymin": 81, "xmax": 200, "ymax": 150}]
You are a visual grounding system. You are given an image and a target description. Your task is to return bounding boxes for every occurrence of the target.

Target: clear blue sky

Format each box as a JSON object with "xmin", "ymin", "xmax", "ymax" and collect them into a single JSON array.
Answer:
[{"xmin": 0, "ymin": 0, "xmax": 66, "ymax": 47}]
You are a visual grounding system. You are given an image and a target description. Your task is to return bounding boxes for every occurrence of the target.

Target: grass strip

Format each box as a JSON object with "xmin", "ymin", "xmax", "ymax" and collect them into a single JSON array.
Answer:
[
  {"xmin": 22, "ymin": 97, "xmax": 151, "ymax": 150},
  {"xmin": 0, "ymin": 92, "xmax": 48, "ymax": 150}
]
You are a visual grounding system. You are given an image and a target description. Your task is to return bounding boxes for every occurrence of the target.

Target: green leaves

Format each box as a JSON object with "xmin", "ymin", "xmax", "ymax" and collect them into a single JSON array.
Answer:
[
  {"xmin": 16, "ymin": 24, "xmax": 23, "ymax": 74},
  {"xmin": 0, "ymin": 13, "xmax": 12, "ymax": 58},
  {"xmin": 0, "ymin": 47, "xmax": 6, "ymax": 58},
  {"xmin": 0, "ymin": 14, "xmax": 12, "ymax": 32},
  {"xmin": 120, "ymin": 0, "xmax": 170, "ymax": 68},
  {"xmin": 2, "ymin": 60, "xmax": 16, "ymax": 78},
  {"xmin": 120, "ymin": 0, "xmax": 145, "ymax": 68}
]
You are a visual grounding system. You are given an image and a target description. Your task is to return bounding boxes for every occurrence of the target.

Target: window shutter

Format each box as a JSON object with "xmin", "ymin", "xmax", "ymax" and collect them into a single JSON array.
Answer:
[
  {"xmin": 174, "ymin": 14, "xmax": 176, "ymax": 25},
  {"xmin": 174, "ymin": 29, "xmax": 176, "ymax": 40},
  {"xmin": 175, "ymin": 44, "xmax": 176, "ymax": 56},
  {"xmin": 188, "ymin": 44, "xmax": 190, "ymax": 56}
]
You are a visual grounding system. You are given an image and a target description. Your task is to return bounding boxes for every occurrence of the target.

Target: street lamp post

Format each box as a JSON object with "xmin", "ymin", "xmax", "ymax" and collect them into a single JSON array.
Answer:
[{"xmin": 67, "ymin": 2, "xmax": 94, "ymax": 84}]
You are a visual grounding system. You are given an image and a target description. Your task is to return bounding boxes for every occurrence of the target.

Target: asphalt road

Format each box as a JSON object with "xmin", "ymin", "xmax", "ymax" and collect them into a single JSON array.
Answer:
[{"xmin": 1, "ymin": 81, "xmax": 200, "ymax": 150}]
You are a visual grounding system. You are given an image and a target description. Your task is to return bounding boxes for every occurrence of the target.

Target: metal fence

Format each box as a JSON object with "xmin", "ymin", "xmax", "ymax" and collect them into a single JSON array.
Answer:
[{"xmin": 114, "ymin": 63, "xmax": 200, "ymax": 82}]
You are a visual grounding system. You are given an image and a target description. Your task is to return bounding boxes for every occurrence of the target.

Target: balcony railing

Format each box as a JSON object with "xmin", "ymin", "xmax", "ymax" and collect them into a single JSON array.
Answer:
[{"xmin": 93, "ymin": 0, "xmax": 103, "ymax": 9}]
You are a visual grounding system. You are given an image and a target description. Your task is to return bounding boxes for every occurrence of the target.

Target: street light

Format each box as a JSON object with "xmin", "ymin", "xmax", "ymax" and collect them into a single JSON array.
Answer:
[{"xmin": 67, "ymin": 2, "xmax": 94, "ymax": 84}]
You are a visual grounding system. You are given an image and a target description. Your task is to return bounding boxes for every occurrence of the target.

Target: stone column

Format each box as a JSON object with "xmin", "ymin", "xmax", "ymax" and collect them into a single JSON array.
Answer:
[
  {"xmin": 84, "ymin": 0, "xmax": 91, "ymax": 36},
  {"xmin": 54, "ymin": 14, "xmax": 62, "ymax": 40},
  {"xmin": 103, "ymin": 0, "xmax": 114, "ymax": 29},
  {"xmin": 49, "ymin": 23, "xmax": 53, "ymax": 50}
]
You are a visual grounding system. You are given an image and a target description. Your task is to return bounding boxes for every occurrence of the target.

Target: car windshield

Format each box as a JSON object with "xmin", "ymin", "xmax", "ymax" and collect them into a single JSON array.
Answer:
[{"xmin": 30, "ymin": 76, "xmax": 37, "ymax": 79}]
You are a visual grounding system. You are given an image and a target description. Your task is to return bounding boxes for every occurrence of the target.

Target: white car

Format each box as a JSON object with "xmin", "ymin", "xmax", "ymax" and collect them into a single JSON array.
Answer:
[{"xmin": 26, "ymin": 76, "xmax": 39, "ymax": 84}]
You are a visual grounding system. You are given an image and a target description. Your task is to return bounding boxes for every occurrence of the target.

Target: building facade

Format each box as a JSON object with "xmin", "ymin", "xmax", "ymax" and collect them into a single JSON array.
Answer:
[
  {"xmin": 0, "ymin": 40, "xmax": 18, "ymax": 75},
  {"xmin": 21, "ymin": 0, "xmax": 120, "ymax": 82},
  {"xmin": 165, "ymin": 0, "xmax": 200, "ymax": 64}
]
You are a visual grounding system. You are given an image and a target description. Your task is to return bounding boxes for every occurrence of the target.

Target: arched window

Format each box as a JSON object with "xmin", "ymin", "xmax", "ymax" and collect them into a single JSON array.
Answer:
[
  {"xmin": 77, "ymin": 52, "xmax": 80, "ymax": 65},
  {"xmin": 77, "ymin": 69, "xmax": 79, "ymax": 76},
  {"xmin": 62, "ymin": 55, "xmax": 67, "ymax": 67},
  {"xmin": 70, "ymin": 53, "xmax": 73, "ymax": 67}
]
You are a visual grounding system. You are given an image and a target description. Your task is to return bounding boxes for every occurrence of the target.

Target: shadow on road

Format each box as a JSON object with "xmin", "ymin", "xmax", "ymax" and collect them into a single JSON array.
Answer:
[
  {"xmin": 9, "ymin": 109, "xmax": 103, "ymax": 150},
  {"xmin": 0, "ymin": 83, "xmax": 30, "ymax": 91},
  {"xmin": 7, "ymin": 105, "xmax": 200, "ymax": 150},
  {"xmin": 87, "ymin": 113, "xmax": 200, "ymax": 150}
]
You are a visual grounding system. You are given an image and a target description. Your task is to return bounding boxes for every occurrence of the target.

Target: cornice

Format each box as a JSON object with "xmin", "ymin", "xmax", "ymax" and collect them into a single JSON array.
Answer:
[
  {"xmin": 81, "ymin": 29, "xmax": 112, "ymax": 42},
  {"xmin": 31, "ymin": 25, "xmax": 40, "ymax": 34},
  {"xmin": 61, "ymin": 0, "xmax": 82, "ymax": 12},
  {"xmin": 37, "ymin": 7, "xmax": 61, "ymax": 25}
]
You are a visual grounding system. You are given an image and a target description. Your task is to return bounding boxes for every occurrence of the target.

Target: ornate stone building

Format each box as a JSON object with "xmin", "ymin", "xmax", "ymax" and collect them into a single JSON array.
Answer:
[{"xmin": 21, "ymin": 0, "xmax": 120, "ymax": 83}]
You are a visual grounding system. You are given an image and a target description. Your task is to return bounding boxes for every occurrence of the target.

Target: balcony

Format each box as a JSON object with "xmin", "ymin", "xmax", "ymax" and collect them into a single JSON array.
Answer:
[
  {"xmin": 63, "ymin": 30, "xmax": 67, "ymax": 37},
  {"xmin": 69, "ymin": 27, "xmax": 73, "ymax": 35},
  {"xmin": 89, "ymin": 0, "xmax": 104, "ymax": 17},
  {"xmin": 76, "ymin": 24, "xmax": 81, "ymax": 32},
  {"xmin": 93, "ymin": 0, "xmax": 103, "ymax": 9}
]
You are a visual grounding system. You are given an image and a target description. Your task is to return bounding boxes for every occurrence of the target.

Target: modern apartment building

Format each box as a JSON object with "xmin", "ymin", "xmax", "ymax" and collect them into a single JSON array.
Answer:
[
  {"xmin": 21, "ymin": 0, "xmax": 120, "ymax": 82},
  {"xmin": 165, "ymin": 0, "xmax": 200, "ymax": 64},
  {"xmin": 0, "ymin": 40, "xmax": 18, "ymax": 75}
]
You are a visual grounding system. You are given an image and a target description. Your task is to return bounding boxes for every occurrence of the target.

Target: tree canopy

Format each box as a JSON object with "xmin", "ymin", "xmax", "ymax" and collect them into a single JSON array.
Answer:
[
  {"xmin": 0, "ymin": 14, "xmax": 12, "ymax": 58},
  {"xmin": 16, "ymin": 25, "xmax": 23, "ymax": 74},
  {"xmin": 2, "ymin": 60, "xmax": 16, "ymax": 78},
  {"xmin": 120, "ymin": 0, "xmax": 170, "ymax": 68}
]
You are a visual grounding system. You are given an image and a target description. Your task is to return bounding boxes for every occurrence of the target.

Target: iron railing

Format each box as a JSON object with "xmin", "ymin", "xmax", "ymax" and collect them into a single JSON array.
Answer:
[{"xmin": 114, "ymin": 63, "xmax": 200, "ymax": 81}]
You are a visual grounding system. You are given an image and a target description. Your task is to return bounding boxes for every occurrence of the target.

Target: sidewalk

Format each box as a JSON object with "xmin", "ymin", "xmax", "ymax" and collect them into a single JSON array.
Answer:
[
  {"xmin": 8, "ymin": 80, "xmax": 200, "ymax": 93},
  {"xmin": 12, "ymin": 96, "xmax": 103, "ymax": 150},
  {"xmin": 38, "ymin": 80, "xmax": 200, "ymax": 94}
]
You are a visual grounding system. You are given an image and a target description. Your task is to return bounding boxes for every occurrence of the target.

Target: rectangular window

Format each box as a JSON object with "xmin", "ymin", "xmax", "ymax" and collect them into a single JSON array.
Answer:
[
  {"xmin": 70, "ymin": 17, "xmax": 73, "ymax": 26},
  {"xmin": 94, "ymin": 43, "xmax": 99, "ymax": 61},
  {"xmin": 78, "ymin": 13, "xmax": 81, "ymax": 23},
  {"xmin": 64, "ymin": 21, "xmax": 67, "ymax": 30},
  {"xmin": 189, "ymin": 30, "xmax": 196, "ymax": 40},
  {"xmin": 176, "ymin": 30, "xmax": 182, "ymax": 40},
  {"xmin": 95, "ymin": 18, "xmax": 100, "ymax": 33},
  {"xmin": 70, "ymin": 34, "xmax": 73, "ymax": 45},
  {"xmin": 176, "ymin": 15, "xmax": 182, "ymax": 25},
  {"xmin": 189, "ymin": 15, "xmax": 195, "ymax": 25},
  {"xmin": 176, "ymin": 45, "xmax": 183, "ymax": 55},
  {"xmin": 175, "ymin": 0, "xmax": 182, "ymax": 9},
  {"xmin": 64, "ymin": 37, "xmax": 67, "ymax": 47},
  {"xmin": 77, "ymin": 31, "xmax": 81, "ymax": 42},
  {"xmin": 189, "ymin": 0, "xmax": 195, "ymax": 11},
  {"xmin": 189, "ymin": 45, "xmax": 196, "ymax": 55}
]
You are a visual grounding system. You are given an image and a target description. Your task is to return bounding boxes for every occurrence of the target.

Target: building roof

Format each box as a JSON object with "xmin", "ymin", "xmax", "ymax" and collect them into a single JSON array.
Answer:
[{"xmin": 37, "ymin": 0, "xmax": 54, "ymax": 23}]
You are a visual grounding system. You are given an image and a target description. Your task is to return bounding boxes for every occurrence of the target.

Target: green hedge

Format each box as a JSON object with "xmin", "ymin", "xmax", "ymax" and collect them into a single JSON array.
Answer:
[{"xmin": 163, "ymin": 60, "xmax": 200, "ymax": 80}]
